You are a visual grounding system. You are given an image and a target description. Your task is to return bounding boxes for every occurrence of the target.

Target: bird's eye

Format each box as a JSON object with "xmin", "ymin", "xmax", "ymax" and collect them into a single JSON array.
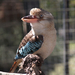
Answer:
[{"xmin": 40, "ymin": 15, "xmax": 43, "ymax": 18}]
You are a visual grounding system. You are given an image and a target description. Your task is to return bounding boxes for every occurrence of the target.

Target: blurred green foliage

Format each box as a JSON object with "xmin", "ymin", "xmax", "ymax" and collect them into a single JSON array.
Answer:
[
  {"xmin": 40, "ymin": 0, "xmax": 75, "ymax": 75},
  {"xmin": 0, "ymin": 21, "xmax": 23, "ymax": 71},
  {"xmin": 0, "ymin": 0, "xmax": 75, "ymax": 75}
]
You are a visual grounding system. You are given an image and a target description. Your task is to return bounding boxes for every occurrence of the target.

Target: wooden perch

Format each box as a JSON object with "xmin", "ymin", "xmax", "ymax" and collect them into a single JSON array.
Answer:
[
  {"xmin": 0, "ymin": 54, "xmax": 45, "ymax": 75},
  {"xmin": 0, "ymin": 71, "xmax": 27, "ymax": 75}
]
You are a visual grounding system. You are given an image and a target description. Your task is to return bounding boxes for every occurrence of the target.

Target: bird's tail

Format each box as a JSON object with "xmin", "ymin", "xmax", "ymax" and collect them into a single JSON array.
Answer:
[
  {"xmin": 9, "ymin": 61, "xmax": 18, "ymax": 73},
  {"xmin": 9, "ymin": 59, "xmax": 22, "ymax": 73}
]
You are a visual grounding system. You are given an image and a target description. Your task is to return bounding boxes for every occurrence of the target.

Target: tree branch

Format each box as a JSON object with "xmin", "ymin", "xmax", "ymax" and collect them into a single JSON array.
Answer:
[
  {"xmin": 0, "ymin": 71, "xmax": 28, "ymax": 75},
  {"xmin": 0, "ymin": 54, "xmax": 45, "ymax": 75}
]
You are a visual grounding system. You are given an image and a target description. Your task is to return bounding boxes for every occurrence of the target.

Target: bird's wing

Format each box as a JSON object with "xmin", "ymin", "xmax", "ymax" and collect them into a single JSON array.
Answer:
[{"xmin": 14, "ymin": 30, "xmax": 43, "ymax": 60}]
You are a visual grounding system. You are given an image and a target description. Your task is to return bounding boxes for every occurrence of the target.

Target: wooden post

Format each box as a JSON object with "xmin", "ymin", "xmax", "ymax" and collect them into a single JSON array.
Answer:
[
  {"xmin": 0, "ymin": 54, "xmax": 44, "ymax": 75},
  {"xmin": 64, "ymin": 0, "xmax": 70, "ymax": 75}
]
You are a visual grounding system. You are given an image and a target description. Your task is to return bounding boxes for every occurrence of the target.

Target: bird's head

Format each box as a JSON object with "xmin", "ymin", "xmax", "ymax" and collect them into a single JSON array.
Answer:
[{"xmin": 21, "ymin": 8, "xmax": 54, "ymax": 35}]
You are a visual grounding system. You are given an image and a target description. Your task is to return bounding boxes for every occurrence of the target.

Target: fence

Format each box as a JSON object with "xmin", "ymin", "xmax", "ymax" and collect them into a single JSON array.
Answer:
[{"xmin": 0, "ymin": 0, "xmax": 75, "ymax": 75}]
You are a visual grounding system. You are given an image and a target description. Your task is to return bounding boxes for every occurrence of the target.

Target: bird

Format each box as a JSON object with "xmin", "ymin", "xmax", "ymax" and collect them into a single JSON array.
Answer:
[{"xmin": 9, "ymin": 8, "xmax": 56, "ymax": 73}]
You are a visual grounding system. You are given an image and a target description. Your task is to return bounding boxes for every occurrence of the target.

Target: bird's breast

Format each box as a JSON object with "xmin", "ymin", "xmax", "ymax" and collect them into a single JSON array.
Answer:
[{"xmin": 33, "ymin": 29, "xmax": 56, "ymax": 60}]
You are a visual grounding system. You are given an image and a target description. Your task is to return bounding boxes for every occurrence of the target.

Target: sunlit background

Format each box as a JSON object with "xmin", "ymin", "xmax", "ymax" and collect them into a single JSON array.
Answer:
[{"xmin": 0, "ymin": 0, "xmax": 75, "ymax": 75}]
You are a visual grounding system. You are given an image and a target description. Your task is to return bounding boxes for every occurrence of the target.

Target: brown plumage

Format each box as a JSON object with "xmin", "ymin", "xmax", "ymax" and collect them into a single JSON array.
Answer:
[
  {"xmin": 10, "ymin": 8, "xmax": 56, "ymax": 73},
  {"xmin": 9, "ymin": 30, "xmax": 43, "ymax": 72},
  {"xmin": 18, "ymin": 30, "xmax": 43, "ymax": 50},
  {"xmin": 9, "ymin": 59, "xmax": 22, "ymax": 73},
  {"xmin": 18, "ymin": 30, "xmax": 33, "ymax": 50}
]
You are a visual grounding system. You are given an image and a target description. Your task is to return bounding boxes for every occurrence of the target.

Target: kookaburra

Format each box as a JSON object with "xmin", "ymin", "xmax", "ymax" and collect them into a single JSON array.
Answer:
[{"xmin": 9, "ymin": 8, "xmax": 56, "ymax": 73}]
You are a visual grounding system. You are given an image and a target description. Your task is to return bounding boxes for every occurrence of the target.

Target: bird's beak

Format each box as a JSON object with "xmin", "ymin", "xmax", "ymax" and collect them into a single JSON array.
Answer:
[{"xmin": 21, "ymin": 15, "xmax": 38, "ymax": 23}]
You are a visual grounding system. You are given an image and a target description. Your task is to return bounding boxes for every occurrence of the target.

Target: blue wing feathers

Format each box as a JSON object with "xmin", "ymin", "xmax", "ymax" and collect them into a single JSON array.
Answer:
[{"xmin": 15, "ymin": 40, "xmax": 43, "ymax": 60}]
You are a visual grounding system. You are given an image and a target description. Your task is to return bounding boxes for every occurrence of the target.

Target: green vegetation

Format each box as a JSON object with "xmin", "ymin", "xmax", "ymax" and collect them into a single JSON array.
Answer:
[
  {"xmin": 0, "ymin": 0, "xmax": 75, "ymax": 74},
  {"xmin": 48, "ymin": 42, "xmax": 75, "ymax": 75},
  {"xmin": 40, "ymin": 0, "xmax": 75, "ymax": 75}
]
